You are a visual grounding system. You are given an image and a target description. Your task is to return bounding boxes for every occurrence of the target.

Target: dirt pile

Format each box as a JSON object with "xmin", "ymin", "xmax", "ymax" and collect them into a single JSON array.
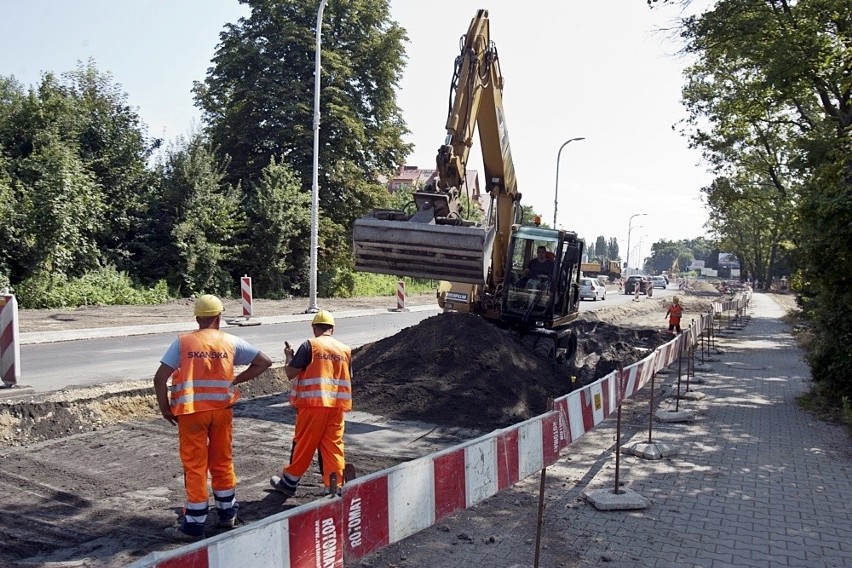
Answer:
[{"xmin": 352, "ymin": 311, "xmax": 672, "ymax": 431}]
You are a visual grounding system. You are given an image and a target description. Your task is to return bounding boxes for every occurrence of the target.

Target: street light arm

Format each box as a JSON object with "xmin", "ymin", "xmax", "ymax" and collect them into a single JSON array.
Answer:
[
  {"xmin": 553, "ymin": 137, "xmax": 586, "ymax": 227},
  {"xmin": 625, "ymin": 213, "xmax": 647, "ymax": 274}
]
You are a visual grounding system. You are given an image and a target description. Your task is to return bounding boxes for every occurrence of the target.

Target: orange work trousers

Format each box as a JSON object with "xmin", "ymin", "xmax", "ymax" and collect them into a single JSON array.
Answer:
[
  {"xmin": 177, "ymin": 407, "xmax": 236, "ymax": 504},
  {"xmin": 285, "ymin": 406, "xmax": 345, "ymax": 488}
]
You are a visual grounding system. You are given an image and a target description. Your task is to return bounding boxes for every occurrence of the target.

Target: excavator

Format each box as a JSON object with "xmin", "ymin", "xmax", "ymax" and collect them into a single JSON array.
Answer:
[{"xmin": 352, "ymin": 9, "xmax": 584, "ymax": 362}]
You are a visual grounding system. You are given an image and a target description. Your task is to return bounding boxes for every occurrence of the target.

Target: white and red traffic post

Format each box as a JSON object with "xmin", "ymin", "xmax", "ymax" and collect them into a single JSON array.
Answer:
[
  {"xmin": 0, "ymin": 293, "xmax": 20, "ymax": 387},
  {"xmin": 241, "ymin": 275, "xmax": 253, "ymax": 319}
]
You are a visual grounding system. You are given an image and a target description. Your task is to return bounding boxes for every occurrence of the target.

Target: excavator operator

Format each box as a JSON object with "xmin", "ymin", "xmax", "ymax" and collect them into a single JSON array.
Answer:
[{"xmin": 524, "ymin": 246, "xmax": 554, "ymax": 279}]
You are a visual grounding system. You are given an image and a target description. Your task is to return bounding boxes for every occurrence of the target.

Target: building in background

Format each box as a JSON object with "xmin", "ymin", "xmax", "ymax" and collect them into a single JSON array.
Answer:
[{"xmin": 383, "ymin": 165, "xmax": 486, "ymax": 214}]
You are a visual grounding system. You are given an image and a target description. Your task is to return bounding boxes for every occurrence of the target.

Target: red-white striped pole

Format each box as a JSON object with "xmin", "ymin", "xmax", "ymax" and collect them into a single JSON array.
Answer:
[
  {"xmin": 241, "ymin": 275, "xmax": 253, "ymax": 318},
  {"xmin": 0, "ymin": 294, "xmax": 20, "ymax": 386},
  {"xmin": 396, "ymin": 280, "xmax": 406, "ymax": 311}
]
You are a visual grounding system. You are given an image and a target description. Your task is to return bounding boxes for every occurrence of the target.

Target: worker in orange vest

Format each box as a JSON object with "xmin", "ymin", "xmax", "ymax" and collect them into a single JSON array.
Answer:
[
  {"xmin": 665, "ymin": 296, "xmax": 684, "ymax": 334},
  {"xmin": 271, "ymin": 310, "xmax": 352, "ymax": 500},
  {"xmin": 154, "ymin": 294, "xmax": 272, "ymax": 540}
]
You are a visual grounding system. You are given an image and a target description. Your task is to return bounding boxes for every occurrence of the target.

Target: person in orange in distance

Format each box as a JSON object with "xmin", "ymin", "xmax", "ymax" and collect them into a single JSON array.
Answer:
[
  {"xmin": 665, "ymin": 295, "xmax": 684, "ymax": 334},
  {"xmin": 154, "ymin": 294, "xmax": 272, "ymax": 540},
  {"xmin": 271, "ymin": 310, "xmax": 352, "ymax": 500}
]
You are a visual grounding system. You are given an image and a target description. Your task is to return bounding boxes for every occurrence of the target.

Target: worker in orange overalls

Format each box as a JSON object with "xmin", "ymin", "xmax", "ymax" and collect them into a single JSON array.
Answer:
[
  {"xmin": 271, "ymin": 310, "xmax": 352, "ymax": 499},
  {"xmin": 665, "ymin": 295, "xmax": 684, "ymax": 334},
  {"xmin": 154, "ymin": 294, "xmax": 271, "ymax": 540}
]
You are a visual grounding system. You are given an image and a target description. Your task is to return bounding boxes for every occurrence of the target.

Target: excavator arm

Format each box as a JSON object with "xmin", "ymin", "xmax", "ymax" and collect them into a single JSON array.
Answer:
[{"xmin": 353, "ymin": 9, "xmax": 518, "ymax": 285}]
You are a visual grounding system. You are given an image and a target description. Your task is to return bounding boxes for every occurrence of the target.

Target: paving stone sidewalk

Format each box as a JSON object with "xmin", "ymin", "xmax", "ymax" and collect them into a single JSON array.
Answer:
[{"xmin": 356, "ymin": 293, "xmax": 852, "ymax": 568}]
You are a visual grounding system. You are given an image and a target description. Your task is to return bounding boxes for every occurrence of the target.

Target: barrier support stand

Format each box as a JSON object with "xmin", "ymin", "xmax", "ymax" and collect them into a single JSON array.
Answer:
[
  {"xmin": 585, "ymin": 362, "xmax": 649, "ymax": 510},
  {"xmin": 622, "ymin": 354, "xmax": 679, "ymax": 459},
  {"xmin": 655, "ymin": 332, "xmax": 697, "ymax": 423}
]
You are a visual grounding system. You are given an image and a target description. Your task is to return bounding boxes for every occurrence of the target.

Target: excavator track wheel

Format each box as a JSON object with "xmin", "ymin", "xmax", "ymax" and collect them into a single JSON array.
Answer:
[{"xmin": 533, "ymin": 337, "xmax": 555, "ymax": 359}]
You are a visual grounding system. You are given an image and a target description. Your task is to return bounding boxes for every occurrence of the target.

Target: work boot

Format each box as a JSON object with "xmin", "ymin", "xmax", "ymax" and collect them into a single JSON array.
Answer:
[
  {"xmin": 164, "ymin": 525, "xmax": 203, "ymax": 541},
  {"xmin": 270, "ymin": 474, "xmax": 298, "ymax": 499},
  {"xmin": 217, "ymin": 503, "xmax": 239, "ymax": 529}
]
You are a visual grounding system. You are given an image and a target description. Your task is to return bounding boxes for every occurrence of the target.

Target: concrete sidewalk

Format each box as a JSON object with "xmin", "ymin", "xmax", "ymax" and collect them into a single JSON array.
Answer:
[{"xmin": 357, "ymin": 293, "xmax": 852, "ymax": 567}]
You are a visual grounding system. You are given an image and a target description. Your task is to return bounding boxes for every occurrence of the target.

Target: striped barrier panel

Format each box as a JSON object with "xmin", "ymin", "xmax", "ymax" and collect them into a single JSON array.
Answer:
[
  {"xmin": 241, "ymin": 276, "xmax": 253, "ymax": 318},
  {"xmin": 129, "ymin": 332, "xmax": 700, "ymax": 568},
  {"xmin": 0, "ymin": 294, "xmax": 20, "ymax": 386}
]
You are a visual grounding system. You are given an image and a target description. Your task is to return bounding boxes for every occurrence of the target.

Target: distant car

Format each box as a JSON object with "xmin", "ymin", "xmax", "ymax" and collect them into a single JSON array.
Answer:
[
  {"xmin": 652, "ymin": 276, "xmax": 668, "ymax": 289},
  {"xmin": 579, "ymin": 277, "xmax": 606, "ymax": 301},
  {"xmin": 624, "ymin": 275, "xmax": 649, "ymax": 295}
]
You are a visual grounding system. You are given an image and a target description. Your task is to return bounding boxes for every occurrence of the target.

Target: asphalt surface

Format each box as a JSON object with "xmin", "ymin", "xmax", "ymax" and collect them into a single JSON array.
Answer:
[{"xmin": 355, "ymin": 292, "xmax": 852, "ymax": 568}]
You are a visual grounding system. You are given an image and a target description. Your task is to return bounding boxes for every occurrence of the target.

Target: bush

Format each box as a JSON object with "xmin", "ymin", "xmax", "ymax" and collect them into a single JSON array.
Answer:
[{"xmin": 15, "ymin": 266, "xmax": 171, "ymax": 309}]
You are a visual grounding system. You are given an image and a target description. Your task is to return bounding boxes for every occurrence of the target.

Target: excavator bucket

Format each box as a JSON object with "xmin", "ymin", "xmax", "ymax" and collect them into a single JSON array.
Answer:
[{"xmin": 353, "ymin": 216, "xmax": 495, "ymax": 284}]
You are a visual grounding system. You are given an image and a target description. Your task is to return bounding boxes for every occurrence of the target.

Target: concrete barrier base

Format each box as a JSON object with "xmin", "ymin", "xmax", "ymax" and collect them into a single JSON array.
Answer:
[
  {"xmin": 584, "ymin": 487, "xmax": 649, "ymax": 511},
  {"xmin": 677, "ymin": 390, "xmax": 706, "ymax": 401},
  {"xmin": 621, "ymin": 441, "xmax": 679, "ymax": 460},
  {"xmin": 655, "ymin": 409, "xmax": 697, "ymax": 422}
]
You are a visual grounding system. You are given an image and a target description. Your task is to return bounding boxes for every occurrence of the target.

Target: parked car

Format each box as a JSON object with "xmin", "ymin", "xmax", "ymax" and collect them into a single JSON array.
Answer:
[
  {"xmin": 579, "ymin": 277, "xmax": 607, "ymax": 301},
  {"xmin": 624, "ymin": 275, "xmax": 649, "ymax": 295},
  {"xmin": 652, "ymin": 275, "xmax": 668, "ymax": 289}
]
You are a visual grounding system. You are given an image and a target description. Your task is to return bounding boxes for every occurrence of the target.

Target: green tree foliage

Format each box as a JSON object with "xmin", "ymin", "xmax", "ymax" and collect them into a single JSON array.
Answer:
[
  {"xmin": 676, "ymin": 0, "xmax": 852, "ymax": 396},
  {"xmin": 594, "ymin": 236, "xmax": 607, "ymax": 260},
  {"xmin": 243, "ymin": 157, "xmax": 311, "ymax": 297},
  {"xmin": 607, "ymin": 238, "xmax": 619, "ymax": 263},
  {"xmin": 148, "ymin": 134, "xmax": 246, "ymax": 295},
  {"xmin": 194, "ymin": 0, "xmax": 412, "ymax": 295}
]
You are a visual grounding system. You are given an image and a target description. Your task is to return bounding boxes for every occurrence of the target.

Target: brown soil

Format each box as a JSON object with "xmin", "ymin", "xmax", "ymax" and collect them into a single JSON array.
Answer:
[{"xmin": 350, "ymin": 298, "xmax": 708, "ymax": 431}]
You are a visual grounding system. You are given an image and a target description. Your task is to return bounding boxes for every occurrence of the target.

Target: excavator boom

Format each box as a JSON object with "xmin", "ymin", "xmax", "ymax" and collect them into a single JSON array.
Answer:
[{"xmin": 353, "ymin": 9, "xmax": 509, "ymax": 285}]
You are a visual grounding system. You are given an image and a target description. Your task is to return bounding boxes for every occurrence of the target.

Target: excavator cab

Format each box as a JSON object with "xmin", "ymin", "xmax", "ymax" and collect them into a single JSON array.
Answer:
[{"xmin": 501, "ymin": 226, "xmax": 583, "ymax": 329}]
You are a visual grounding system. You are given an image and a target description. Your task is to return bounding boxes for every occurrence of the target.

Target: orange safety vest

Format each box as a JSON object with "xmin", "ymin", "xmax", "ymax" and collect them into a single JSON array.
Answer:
[
  {"xmin": 668, "ymin": 304, "xmax": 683, "ymax": 323},
  {"xmin": 170, "ymin": 329, "xmax": 238, "ymax": 416},
  {"xmin": 290, "ymin": 335, "xmax": 352, "ymax": 411}
]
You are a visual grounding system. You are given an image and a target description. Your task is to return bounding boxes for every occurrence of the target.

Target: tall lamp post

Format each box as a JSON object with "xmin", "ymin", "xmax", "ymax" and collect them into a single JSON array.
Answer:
[
  {"xmin": 553, "ymin": 137, "xmax": 586, "ymax": 227},
  {"xmin": 307, "ymin": 0, "xmax": 329, "ymax": 314},
  {"xmin": 625, "ymin": 213, "xmax": 647, "ymax": 275}
]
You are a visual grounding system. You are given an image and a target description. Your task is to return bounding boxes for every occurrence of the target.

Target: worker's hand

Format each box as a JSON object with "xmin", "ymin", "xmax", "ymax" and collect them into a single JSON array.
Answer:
[
  {"xmin": 284, "ymin": 341, "xmax": 294, "ymax": 365},
  {"xmin": 160, "ymin": 407, "xmax": 177, "ymax": 426}
]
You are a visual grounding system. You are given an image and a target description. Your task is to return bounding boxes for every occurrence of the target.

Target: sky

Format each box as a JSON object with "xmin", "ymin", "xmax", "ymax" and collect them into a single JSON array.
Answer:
[{"xmin": 0, "ymin": 0, "xmax": 713, "ymax": 269}]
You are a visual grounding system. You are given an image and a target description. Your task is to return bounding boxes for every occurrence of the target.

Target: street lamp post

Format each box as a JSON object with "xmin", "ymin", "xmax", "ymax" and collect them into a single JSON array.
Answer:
[
  {"xmin": 307, "ymin": 0, "xmax": 328, "ymax": 314},
  {"xmin": 553, "ymin": 137, "xmax": 586, "ymax": 227},
  {"xmin": 625, "ymin": 213, "xmax": 647, "ymax": 275}
]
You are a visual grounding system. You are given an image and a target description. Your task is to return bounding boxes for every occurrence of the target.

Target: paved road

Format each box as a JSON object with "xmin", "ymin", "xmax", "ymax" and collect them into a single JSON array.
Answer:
[
  {"xmin": 355, "ymin": 292, "xmax": 852, "ymax": 567},
  {"xmin": 14, "ymin": 286, "xmax": 676, "ymax": 393}
]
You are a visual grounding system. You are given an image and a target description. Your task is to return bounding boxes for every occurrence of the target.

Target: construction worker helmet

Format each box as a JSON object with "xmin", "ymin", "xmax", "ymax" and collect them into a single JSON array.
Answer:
[
  {"xmin": 312, "ymin": 310, "xmax": 335, "ymax": 327},
  {"xmin": 194, "ymin": 294, "xmax": 224, "ymax": 317}
]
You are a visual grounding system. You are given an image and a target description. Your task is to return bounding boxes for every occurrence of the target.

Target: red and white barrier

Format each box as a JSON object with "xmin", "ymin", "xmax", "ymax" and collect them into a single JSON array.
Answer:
[
  {"xmin": 0, "ymin": 294, "xmax": 20, "ymax": 386},
  {"xmin": 241, "ymin": 275, "xmax": 253, "ymax": 318},
  {"xmin": 395, "ymin": 280, "xmax": 406, "ymax": 311},
  {"xmin": 130, "ymin": 318, "xmax": 716, "ymax": 568}
]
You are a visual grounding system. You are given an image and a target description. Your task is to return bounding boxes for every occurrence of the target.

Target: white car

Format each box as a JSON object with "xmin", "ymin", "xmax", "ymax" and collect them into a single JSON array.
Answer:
[{"xmin": 579, "ymin": 277, "xmax": 606, "ymax": 301}]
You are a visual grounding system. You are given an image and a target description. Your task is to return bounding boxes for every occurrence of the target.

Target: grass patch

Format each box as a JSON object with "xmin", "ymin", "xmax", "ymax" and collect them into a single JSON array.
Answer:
[{"xmin": 352, "ymin": 273, "xmax": 437, "ymax": 297}]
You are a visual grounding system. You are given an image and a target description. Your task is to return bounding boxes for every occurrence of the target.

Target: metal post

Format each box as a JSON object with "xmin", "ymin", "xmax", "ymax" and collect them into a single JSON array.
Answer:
[
  {"xmin": 625, "ymin": 213, "xmax": 646, "ymax": 275},
  {"xmin": 553, "ymin": 137, "xmax": 585, "ymax": 227},
  {"xmin": 307, "ymin": 0, "xmax": 328, "ymax": 314}
]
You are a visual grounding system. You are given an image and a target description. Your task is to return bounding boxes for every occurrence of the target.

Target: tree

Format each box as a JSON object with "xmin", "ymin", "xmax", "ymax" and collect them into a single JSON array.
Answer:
[
  {"xmin": 594, "ymin": 236, "xmax": 607, "ymax": 260},
  {"xmin": 194, "ymin": 0, "xmax": 412, "ymax": 295},
  {"xmin": 676, "ymin": 0, "xmax": 852, "ymax": 397},
  {"xmin": 242, "ymin": 156, "xmax": 311, "ymax": 297},
  {"xmin": 145, "ymin": 134, "xmax": 245, "ymax": 295},
  {"xmin": 607, "ymin": 238, "xmax": 619, "ymax": 263}
]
